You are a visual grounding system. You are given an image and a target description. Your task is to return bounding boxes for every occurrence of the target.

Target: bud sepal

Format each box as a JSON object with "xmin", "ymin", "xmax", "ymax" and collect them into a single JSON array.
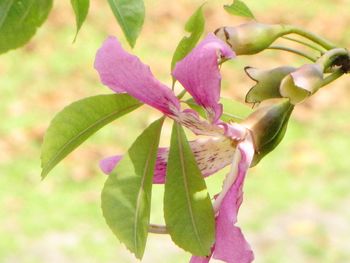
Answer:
[
  {"xmin": 279, "ymin": 64, "xmax": 323, "ymax": 104},
  {"xmin": 242, "ymin": 98, "xmax": 294, "ymax": 165},
  {"xmin": 215, "ymin": 22, "xmax": 291, "ymax": 55},
  {"xmin": 245, "ymin": 66, "xmax": 296, "ymax": 103}
]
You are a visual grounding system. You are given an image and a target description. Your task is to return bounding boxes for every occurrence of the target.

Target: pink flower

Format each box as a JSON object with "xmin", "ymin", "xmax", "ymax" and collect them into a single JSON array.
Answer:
[{"xmin": 94, "ymin": 34, "xmax": 255, "ymax": 263}]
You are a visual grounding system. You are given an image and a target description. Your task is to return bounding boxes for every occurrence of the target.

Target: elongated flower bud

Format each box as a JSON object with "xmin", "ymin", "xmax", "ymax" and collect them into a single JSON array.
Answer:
[
  {"xmin": 242, "ymin": 98, "xmax": 294, "ymax": 166},
  {"xmin": 245, "ymin": 66, "xmax": 296, "ymax": 103},
  {"xmin": 214, "ymin": 22, "xmax": 290, "ymax": 55},
  {"xmin": 279, "ymin": 64, "xmax": 323, "ymax": 104}
]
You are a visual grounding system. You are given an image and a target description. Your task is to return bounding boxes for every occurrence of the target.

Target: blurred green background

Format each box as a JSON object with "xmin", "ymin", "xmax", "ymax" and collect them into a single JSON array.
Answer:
[{"xmin": 1, "ymin": 0, "xmax": 350, "ymax": 262}]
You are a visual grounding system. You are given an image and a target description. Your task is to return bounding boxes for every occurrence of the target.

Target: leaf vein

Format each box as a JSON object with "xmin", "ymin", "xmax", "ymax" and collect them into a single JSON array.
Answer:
[
  {"xmin": 42, "ymin": 102, "xmax": 140, "ymax": 176},
  {"xmin": 176, "ymin": 124, "xmax": 205, "ymax": 253}
]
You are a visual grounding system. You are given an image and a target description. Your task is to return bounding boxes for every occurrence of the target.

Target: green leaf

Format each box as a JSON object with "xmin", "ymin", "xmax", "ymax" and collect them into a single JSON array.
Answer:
[
  {"xmin": 71, "ymin": 0, "xmax": 90, "ymax": 42},
  {"xmin": 220, "ymin": 97, "xmax": 253, "ymax": 122},
  {"xmin": 185, "ymin": 97, "xmax": 252, "ymax": 122},
  {"xmin": 107, "ymin": 0, "xmax": 145, "ymax": 48},
  {"xmin": 224, "ymin": 0, "xmax": 255, "ymax": 19},
  {"xmin": 170, "ymin": 5, "xmax": 205, "ymax": 71},
  {"xmin": 0, "ymin": 0, "xmax": 53, "ymax": 54},
  {"xmin": 41, "ymin": 94, "xmax": 142, "ymax": 178},
  {"xmin": 164, "ymin": 122, "xmax": 215, "ymax": 256},
  {"xmin": 101, "ymin": 118, "xmax": 164, "ymax": 259}
]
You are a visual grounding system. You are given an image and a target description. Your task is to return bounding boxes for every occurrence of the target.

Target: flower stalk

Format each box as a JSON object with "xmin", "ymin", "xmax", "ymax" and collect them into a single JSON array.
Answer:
[
  {"xmin": 267, "ymin": 45, "xmax": 317, "ymax": 62},
  {"xmin": 149, "ymin": 224, "xmax": 168, "ymax": 234},
  {"xmin": 316, "ymin": 48, "xmax": 349, "ymax": 69},
  {"xmin": 320, "ymin": 69, "xmax": 344, "ymax": 87},
  {"xmin": 283, "ymin": 25, "xmax": 337, "ymax": 50},
  {"xmin": 282, "ymin": 36, "xmax": 326, "ymax": 53}
]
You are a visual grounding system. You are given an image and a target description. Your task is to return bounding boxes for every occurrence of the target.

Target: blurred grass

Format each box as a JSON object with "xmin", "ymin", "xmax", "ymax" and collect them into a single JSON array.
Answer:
[{"xmin": 0, "ymin": 0, "xmax": 349, "ymax": 262}]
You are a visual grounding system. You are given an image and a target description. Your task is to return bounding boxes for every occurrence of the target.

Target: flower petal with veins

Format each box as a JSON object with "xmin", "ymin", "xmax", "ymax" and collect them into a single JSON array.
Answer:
[
  {"xmin": 173, "ymin": 33, "xmax": 235, "ymax": 123},
  {"xmin": 189, "ymin": 135, "xmax": 255, "ymax": 263},
  {"xmin": 213, "ymin": 136, "xmax": 255, "ymax": 263},
  {"xmin": 94, "ymin": 37, "xmax": 180, "ymax": 116},
  {"xmin": 175, "ymin": 109, "xmax": 225, "ymax": 137},
  {"xmin": 100, "ymin": 136, "xmax": 236, "ymax": 183},
  {"xmin": 94, "ymin": 36, "xmax": 232, "ymax": 137}
]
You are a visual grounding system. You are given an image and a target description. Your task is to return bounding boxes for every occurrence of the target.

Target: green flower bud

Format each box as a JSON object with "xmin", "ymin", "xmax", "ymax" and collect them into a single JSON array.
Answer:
[
  {"xmin": 242, "ymin": 98, "xmax": 294, "ymax": 166},
  {"xmin": 245, "ymin": 66, "xmax": 296, "ymax": 103},
  {"xmin": 214, "ymin": 22, "xmax": 290, "ymax": 55},
  {"xmin": 279, "ymin": 64, "xmax": 323, "ymax": 104}
]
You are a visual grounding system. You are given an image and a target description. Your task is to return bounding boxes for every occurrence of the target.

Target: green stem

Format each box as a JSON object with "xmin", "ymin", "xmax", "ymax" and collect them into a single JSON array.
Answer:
[
  {"xmin": 320, "ymin": 69, "xmax": 344, "ymax": 88},
  {"xmin": 149, "ymin": 224, "xmax": 168, "ymax": 234},
  {"xmin": 171, "ymin": 78, "xmax": 176, "ymax": 91},
  {"xmin": 282, "ymin": 36, "xmax": 326, "ymax": 53},
  {"xmin": 267, "ymin": 45, "xmax": 317, "ymax": 62},
  {"xmin": 316, "ymin": 48, "xmax": 349, "ymax": 69},
  {"xmin": 177, "ymin": 89, "xmax": 187, "ymax": 99},
  {"xmin": 284, "ymin": 25, "xmax": 337, "ymax": 50}
]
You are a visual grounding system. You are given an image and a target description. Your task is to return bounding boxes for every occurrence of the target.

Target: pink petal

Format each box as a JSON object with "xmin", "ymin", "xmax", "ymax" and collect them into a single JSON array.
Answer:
[
  {"xmin": 213, "ymin": 136, "xmax": 255, "ymax": 263},
  {"xmin": 173, "ymin": 33, "xmax": 235, "ymax": 123},
  {"xmin": 174, "ymin": 109, "xmax": 225, "ymax": 137},
  {"xmin": 219, "ymin": 122, "xmax": 248, "ymax": 141},
  {"xmin": 99, "ymin": 155, "xmax": 123, "ymax": 174},
  {"xmin": 94, "ymin": 37, "xmax": 180, "ymax": 116},
  {"xmin": 214, "ymin": 223, "xmax": 253, "ymax": 263},
  {"xmin": 100, "ymin": 137, "xmax": 236, "ymax": 184}
]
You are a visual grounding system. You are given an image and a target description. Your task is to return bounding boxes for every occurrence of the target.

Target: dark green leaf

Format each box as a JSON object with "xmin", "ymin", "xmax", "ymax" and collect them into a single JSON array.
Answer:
[
  {"xmin": 170, "ymin": 5, "xmax": 205, "ymax": 71},
  {"xmin": 101, "ymin": 118, "xmax": 164, "ymax": 259},
  {"xmin": 224, "ymin": 0, "xmax": 255, "ymax": 19},
  {"xmin": 185, "ymin": 97, "xmax": 252, "ymax": 122},
  {"xmin": 41, "ymin": 94, "xmax": 142, "ymax": 178},
  {"xmin": 107, "ymin": 0, "xmax": 145, "ymax": 48},
  {"xmin": 71, "ymin": 0, "xmax": 90, "ymax": 42},
  {"xmin": 164, "ymin": 122, "xmax": 215, "ymax": 256},
  {"xmin": 0, "ymin": 0, "xmax": 53, "ymax": 54}
]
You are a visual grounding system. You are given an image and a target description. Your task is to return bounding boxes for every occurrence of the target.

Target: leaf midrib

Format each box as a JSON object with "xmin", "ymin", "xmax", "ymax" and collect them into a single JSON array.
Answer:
[
  {"xmin": 0, "ymin": 0, "xmax": 15, "ymax": 29},
  {"xmin": 176, "ymin": 124, "xmax": 205, "ymax": 253},
  {"xmin": 108, "ymin": 0, "xmax": 131, "ymax": 42},
  {"xmin": 41, "ymin": 102, "xmax": 140, "ymax": 176},
  {"xmin": 133, "ymin": 136, "xmax": 158, "ymax": 257}
]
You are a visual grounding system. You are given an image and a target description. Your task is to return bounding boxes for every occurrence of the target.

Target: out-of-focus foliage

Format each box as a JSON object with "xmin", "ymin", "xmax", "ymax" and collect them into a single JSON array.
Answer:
[
  {"xmin": 71, "ymin": 0, "xmax": 90, "ymax": 41},
  {"xmin": 0, "ymin": 0, "xmax": 145, "ymax": 53},
  {"xmin": 186, "ymin": 97, "xmax": 252, "ymax": 122},
  {"xmin": 0, "ymin": 0, "xmax": 53, "ymax": 54},
  {"xmin": 224, "ymin": 0, "xmax": 256, "ymax": 19},
  {"xmin": 107, "ymin": 0, "xmax": 145, "ymax": 47},
  {"xmin": 170, "ymin": 5, "xmax": 205, "ymax": 71}
]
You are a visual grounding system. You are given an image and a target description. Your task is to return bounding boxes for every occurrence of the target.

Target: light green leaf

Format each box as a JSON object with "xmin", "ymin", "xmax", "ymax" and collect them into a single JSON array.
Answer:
[
  {"xmin": 164, "ymin": 122, "xmax": 215, "ymax": 256},
  {"xmin": 71, "ymin": 0, "xmax": 90, "ymax": 42},
  {"xmin": 224, "ymin": 0, "xmax": 255, "ymax": 19},
  {"xmin": 101, "ymin": 118, "xmax": 164, "ymax": 259},
  {"xmin": 0, "ymin": 0, "xmax": 53, "ymax": 54},
  {"xmin": 170, "ymin": 5, "xmax": 205, "ymax": 71},
  {"xmin": 41, "ymin": 94, "xmax": 142, "ymax": 178},
  {"xmin": 107, "ymin": 0, "xmax": 145, "ymax": 48},
  {"xmin": 220, "ymin": 97, "xmax": 253, "ymax": 121},
  {"xmin": 185, "ymin": 97, "xmax": 252, "ymax": 122}
]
